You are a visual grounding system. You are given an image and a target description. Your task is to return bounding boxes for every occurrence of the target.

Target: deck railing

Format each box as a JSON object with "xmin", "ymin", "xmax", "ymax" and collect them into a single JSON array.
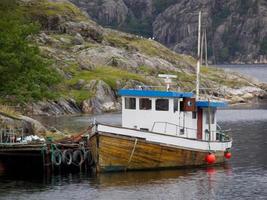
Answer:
[{"xmin": 151, "ymin": 121, "xmax": 231, "ymax": 142}]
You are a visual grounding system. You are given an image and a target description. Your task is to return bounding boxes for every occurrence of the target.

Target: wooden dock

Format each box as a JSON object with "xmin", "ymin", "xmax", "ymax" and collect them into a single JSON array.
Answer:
[{"xmin": 0, "ymin": 137, "xmax": 94, "ymax": 173}]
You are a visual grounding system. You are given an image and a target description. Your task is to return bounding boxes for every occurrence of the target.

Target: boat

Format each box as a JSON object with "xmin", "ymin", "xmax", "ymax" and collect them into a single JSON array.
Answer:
[
  {"xmin": 88, "ymin": 12, "xmax": 232, "ymax": 173},
  {"xmin": 89, "ymin": 88, "xmax": 232, "ymax": 172}
]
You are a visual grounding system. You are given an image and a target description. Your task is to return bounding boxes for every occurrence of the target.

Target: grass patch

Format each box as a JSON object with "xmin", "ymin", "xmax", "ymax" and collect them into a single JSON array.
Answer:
[
  {"xmin": 22, "ymin": 0, "xmax": 87, "ymax": 22},
  {"xmin": 0, "ymin": 105, "xmax": 21, "ymax": 118},
  {"xmin": 68, "ymin": 89, "xmax": 93, "ymax": 104},
  {"xmin": 104, "ymin": 32, "xmax": 195, "ymax": 67},
  {"xmin": 138, "ymin": 65, "xmax": 157, "ymax": 75},
  {"xmin": 174, "ymin": 72, "xmax": 195, "ymax": 90},
  {"xmin": 63, "ymin": 62, "xmax": 80, "ymax": 75},
  {"xmin": 201, "ymin": 66, "xmax": 250, "ymax": 88},
  {"xmin": 68, "ymin": 66, "xmax": 148, "ymax": 89}
]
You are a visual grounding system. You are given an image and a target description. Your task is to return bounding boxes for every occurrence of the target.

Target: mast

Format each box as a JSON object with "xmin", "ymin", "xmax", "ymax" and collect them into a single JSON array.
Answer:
[
  {"xmin": 200, "ymin": 29, "xmax": 204, "ymax": 65},
  {"xmin": 204, "ymin": 29, "xmax": 208, "ymax": 67},
  {"xmin": 196, "ymin": 11, "xmax": 201, "ymax": 100}
]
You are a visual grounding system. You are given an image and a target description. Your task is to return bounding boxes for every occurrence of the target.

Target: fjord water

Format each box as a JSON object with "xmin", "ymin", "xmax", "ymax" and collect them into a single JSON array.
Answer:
[
  {"xmin": 1, "ymin": 110, "xmax": 267, "ymax": 200},
  {"xmin": 0, "ymin": 65, "xmax": 267, "ymax": 200},
  {"xmin": 216, "ymin": 64, "xmax": 267, "ymax": 83}
]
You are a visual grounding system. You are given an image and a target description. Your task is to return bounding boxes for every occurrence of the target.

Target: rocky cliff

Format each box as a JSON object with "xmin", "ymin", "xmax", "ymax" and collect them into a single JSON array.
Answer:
[
  {"xmin": 1, "ymin": 0, "xmax": 266, "ymax": 116},
  {"xmin": 70, "ymin": 0, "xmax": 267, "ymax": 64}
]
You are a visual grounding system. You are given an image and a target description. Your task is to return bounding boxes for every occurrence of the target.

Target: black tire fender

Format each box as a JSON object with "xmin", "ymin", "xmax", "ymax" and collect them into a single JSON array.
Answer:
[
  {"xmin": 62, "ymin": 149, "xmax": 73, "ymax": 165},
  {"xmin": 52, "ymin": 150, "xmax": 62, "ymax": 166},
  {"xmin": 73, "ymin": 150, "xmax": 84, "ymax": 166}
]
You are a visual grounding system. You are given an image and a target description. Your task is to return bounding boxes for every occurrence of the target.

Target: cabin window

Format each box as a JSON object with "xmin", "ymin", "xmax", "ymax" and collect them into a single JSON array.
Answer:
[
  {"xmin": 206, "ymin": 110, "xmax": 215, "ymax": 124},
  {"xmin": 125, "ymin": 97, "xmax": 136, "ymax": 110},
  {"xmin": 192, "ymin": 111, "xmax": 197, "ymax": 119},
  {"xmin": 174, "ymin": 99, "xmax": 179, "ymax": 112},
  {"xmin": 139, "ymin": 98, "xmax": 152, "ymax": 110},
  {"xmin": 156, "ymin": 99, "xmax": 169, "ymax": 111}
]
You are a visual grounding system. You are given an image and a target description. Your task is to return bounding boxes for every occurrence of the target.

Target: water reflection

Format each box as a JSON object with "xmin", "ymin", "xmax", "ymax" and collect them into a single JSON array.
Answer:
[
  {"xmin": 0, "ymin": 162, "xmax": 5, "ymax": 175},
  {"xmin": 0, "ymin": 166, "xmax": 234, "ymax": 200}
]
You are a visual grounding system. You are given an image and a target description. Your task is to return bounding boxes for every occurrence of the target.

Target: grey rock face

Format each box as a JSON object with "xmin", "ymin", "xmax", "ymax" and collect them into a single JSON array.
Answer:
[
  {"xmin": 72, "ymin": 33, "xmax": 85, "ymax": 45},
  {"xmin": 0, "ymin": 113, "xmax": 46, "ymax": 135},
  {"xmin": 26, "ymin": 99, "xmax": 81, "ymax": 116},
  {"xmin": 60, "ymin": 21, "xmax": 104, "ymax": 42},
  {"xmin": 19, "ymin": 115, "xmax": 47, "ymax": 134},
  {"xmin": 81, "ymin": 80, "xmax": 119, "ymax": 114},
  {"xmin": 154, "ymin": 0, "xmax": 267, "ymax": 63},
  {"xmin": 76, "ymin": 45, "xmax": 179, "ymax": 72},
  {"xmin": 70, "ymin": 0, "xmax": 129, "ymax": 26},
  {"xmin": 70, "ymin": 0, "xmax": 267, "ymax": 63}
]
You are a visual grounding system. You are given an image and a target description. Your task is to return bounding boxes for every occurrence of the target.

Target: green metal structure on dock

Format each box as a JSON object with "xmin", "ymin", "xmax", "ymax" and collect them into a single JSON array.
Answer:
[{"xmin": 0, "ymin": 128, "xmax": 93, "ymax": 173}]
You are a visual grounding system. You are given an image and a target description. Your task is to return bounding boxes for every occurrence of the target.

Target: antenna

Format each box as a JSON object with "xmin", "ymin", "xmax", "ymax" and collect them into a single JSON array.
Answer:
[{"xmin": 158, "ymin": 74, "xmax": 177, "ymax": 91}]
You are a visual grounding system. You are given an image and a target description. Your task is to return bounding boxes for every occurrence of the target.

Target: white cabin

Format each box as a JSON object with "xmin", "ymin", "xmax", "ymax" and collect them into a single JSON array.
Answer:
[{"xmin": 119, "ymin": 89, "xmax": 227, "ymax": 141}]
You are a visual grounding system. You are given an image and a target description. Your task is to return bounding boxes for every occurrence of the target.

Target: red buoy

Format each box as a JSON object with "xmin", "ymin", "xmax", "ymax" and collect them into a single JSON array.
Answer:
[
  {"xmin": 224, "ymin": 152, "xmax": 232, "ymax": 159},
  {"xmin": 205, "ymin": 153, "xmax": 216, "ymax": 164}
]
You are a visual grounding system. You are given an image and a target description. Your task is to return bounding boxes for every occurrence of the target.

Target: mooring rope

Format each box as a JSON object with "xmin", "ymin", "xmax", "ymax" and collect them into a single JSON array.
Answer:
[{"xmin": 125, "ymin": 138, "xmax": 138, "ymax": 171}]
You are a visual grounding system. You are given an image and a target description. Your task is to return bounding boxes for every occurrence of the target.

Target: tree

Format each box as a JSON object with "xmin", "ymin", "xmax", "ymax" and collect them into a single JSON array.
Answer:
[{"xmin": 0, "ymin": 0, "xmax": 61, "ymax": 103}]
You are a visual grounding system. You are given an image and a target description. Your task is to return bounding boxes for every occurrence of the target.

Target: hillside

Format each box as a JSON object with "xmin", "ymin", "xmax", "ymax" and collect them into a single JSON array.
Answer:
[
  {"xmin": 70, "ymin": 0, "xmax": 267, "ymax": 64},
  {"xmin": 0, "ymin": 0, "xmax": 266, "ymax": 116}
]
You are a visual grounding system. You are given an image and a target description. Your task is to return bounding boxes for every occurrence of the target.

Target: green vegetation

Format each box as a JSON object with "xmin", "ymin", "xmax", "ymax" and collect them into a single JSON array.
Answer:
[
  {"xmin": 105, "ymin": 32, "xmax": 195, "ymax": 66},
  {"xmin": 67, "ymin": 66, "xmax": 148, "ymax": 89},
  {"xmin": 22, "ymin": 0, "xmax": 87, "ymax": 22},
  {"xmin": 0, "ymin": 0, "xmax": 61, "ymax": 103},
  {"xmin": 174, "ymin": 72, "xmax": 195, "ymax": 90},
  {"xmin": 68, "ymin": 89, "xmax": 93, "ymax": 104},
  {"xmin": 201, "ymin": 66, "xmax": 250, "ymax": 88},
  {"xmin": 0, "ymin": 105, "xmax": 20, "ymax": 118},
  {"xmin": 0, "ymin": 0, "xmax": 254, "ymax": 109},
  {"xmin": 59, "ymin": 65, "xmax": 150, "ymax": 103},
  {"xmin": 138, "ymin": 65, "xmax": 157, "ymax": 75}
]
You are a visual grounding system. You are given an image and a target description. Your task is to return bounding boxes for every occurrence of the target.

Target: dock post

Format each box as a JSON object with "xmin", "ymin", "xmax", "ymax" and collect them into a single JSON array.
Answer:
[{"xmin": 43, "ymin": 142, "xmax": 52, "ymax": 175}]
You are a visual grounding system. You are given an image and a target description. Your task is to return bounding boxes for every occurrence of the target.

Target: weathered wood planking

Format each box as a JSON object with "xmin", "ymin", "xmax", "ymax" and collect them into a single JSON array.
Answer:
[{"xmin": 90, "ymin": 132, "xmax": 226, "ymax": 172}]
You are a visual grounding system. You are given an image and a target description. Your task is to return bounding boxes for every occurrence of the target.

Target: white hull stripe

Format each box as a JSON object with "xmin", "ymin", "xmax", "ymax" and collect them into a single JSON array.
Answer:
[{"xmin": 96, "ymin": 124, "xmax": 232, "ymax": 152}]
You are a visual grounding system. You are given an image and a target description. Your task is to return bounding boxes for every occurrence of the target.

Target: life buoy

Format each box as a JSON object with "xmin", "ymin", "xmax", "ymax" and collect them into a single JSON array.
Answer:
[
  {"xmin": 73, "ymin": 150, "xmax": 84, "ymax": 166},
  {"xmin": 62, "ymin": 149, "xmax": 73, "ymax": 165},
  {"xmin": 52, "ymin": 150, "xmax": 62, "ymax": 166}
]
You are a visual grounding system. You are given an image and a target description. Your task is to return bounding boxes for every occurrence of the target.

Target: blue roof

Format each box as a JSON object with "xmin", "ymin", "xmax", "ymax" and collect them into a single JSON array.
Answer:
[
  {"xmin": 118, "ymin": 89, "xmax": 193, "ymax": 98},
  {"xmin": 196, "ymin": 100, "xmax": 227, "ymax": 108}
]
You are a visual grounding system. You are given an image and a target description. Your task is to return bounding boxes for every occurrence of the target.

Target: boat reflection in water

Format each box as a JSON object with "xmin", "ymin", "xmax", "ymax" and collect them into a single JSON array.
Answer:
[
  {"xmin": 94, "ymin": 164, "xmax": 232, "ymax": 187},
  {"xmin": 0, "ymin": 161, "xmax": 5, "ymax": 174}
]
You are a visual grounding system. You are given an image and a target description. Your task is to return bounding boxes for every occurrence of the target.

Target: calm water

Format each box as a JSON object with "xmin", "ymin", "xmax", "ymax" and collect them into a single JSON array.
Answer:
[
  {"xmin": 0, "ymin": 65, "xmax": 267, "ymax": 200},
  {"xmin": 216, "ymin": 64, "xmax": 267, "ymax": 83},
  {"xmin": 0, "ymin": 109, "xmax": 267, "ymax": 200}
]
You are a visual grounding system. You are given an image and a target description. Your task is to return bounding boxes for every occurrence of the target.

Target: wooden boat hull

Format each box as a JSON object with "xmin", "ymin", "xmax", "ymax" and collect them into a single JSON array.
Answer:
[{"xmin": 90, "ymin": 132, "xmax": 227, "ymax": 173}]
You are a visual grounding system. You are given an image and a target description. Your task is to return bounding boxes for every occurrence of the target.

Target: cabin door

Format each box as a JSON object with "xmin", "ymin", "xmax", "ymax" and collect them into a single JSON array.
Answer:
[{"xmin": 197, "ymin": 108, "xmax": 203, "ymax": 140}]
